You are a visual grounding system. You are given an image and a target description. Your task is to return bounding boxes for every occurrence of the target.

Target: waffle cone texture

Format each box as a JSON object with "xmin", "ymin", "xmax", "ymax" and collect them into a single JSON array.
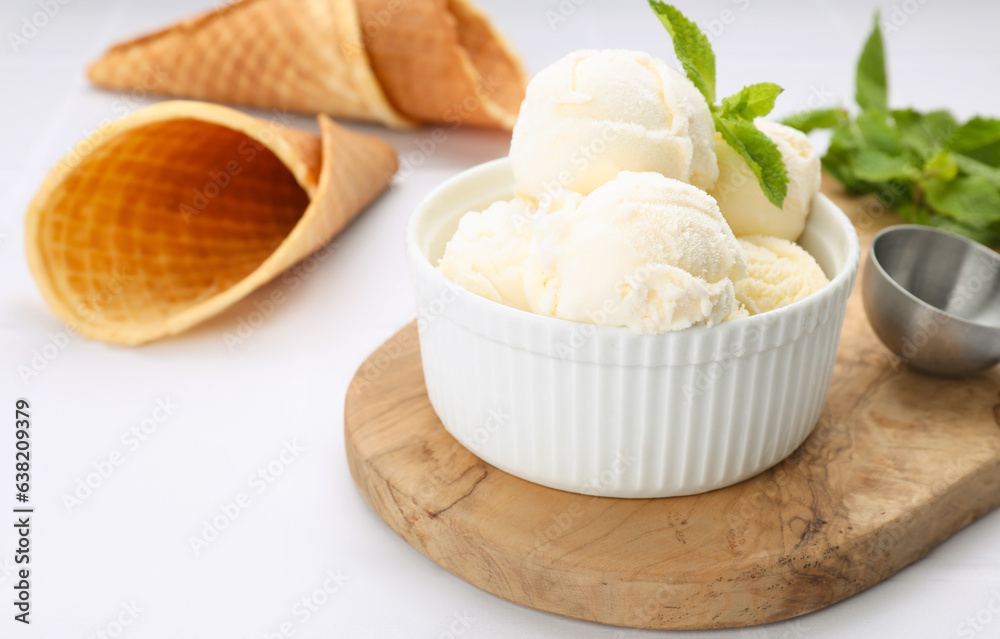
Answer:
[
  {"xmin": 87, "ymin": 0, "xmax": 527, "ymax": 129},
  {"xmin": 24, "ymin": 100, "xmax": 398, "ymax": 345}
]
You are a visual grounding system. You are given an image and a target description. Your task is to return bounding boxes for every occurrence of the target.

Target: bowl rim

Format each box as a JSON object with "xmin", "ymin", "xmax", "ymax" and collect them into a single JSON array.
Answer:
[
  {"xmin": 868, "ymin": 224, "xmax": 1000, "ymax": 333},
  {"xmin": 405, "ymin": 157, "xmax": 861, "ymax": 343}
]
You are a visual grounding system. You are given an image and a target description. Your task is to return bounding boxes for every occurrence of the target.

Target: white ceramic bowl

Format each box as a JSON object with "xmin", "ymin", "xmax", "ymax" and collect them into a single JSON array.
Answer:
[{"xmin": 405, "ymin": 158, "xmax": 859, "ymax": 498}]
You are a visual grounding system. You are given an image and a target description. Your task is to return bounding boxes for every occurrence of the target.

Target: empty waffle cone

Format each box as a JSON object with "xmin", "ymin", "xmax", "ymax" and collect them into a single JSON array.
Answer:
[
  {"xmin": 24, "ymin": 100, "xmax": 398, "ymax": 345},
  {"xmin": 356, "ymin": 0, "xmax": 527, "ymax": 128},
  {"xmin": 87, "ymin": 0, "xmax": 413, "ymax": 128},
  {"xmin": 87, "ymin": 0, "xmax": 527, "ymax": 130}
]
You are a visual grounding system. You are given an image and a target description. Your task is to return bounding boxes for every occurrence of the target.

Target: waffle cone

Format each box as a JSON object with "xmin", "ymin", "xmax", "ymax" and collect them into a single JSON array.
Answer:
[
  {"xmin": 356, "ymin": 0, "xmax": 527, "ymax": 128},
  {"xmin": 24, "ymin": 100, "xmax": 398, "ymax": 345},
  {"xmin": 87, "ymin": 0, "xmax": 413, "ymax": 128},
  {"xmin": 87, "ymin": 0, "xmax": 527, "ymax": 130}
]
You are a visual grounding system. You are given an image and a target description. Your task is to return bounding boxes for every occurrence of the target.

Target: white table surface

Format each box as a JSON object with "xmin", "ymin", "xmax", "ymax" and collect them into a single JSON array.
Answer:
[{"xmin": 2, "ymin": 0, "xmax": 1000, "ymax": 637}]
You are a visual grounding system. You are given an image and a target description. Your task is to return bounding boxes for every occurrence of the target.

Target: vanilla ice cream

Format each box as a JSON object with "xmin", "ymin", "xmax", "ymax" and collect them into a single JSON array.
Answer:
[
  {"xmin": 709, "ymin": 120, "xmax": 821, "ymax": 241},
  {"xmin": 509, "ymin": 49, "xmax": 718, "ymax": 202},
  {"xmin": 736, "ymin": 235, "xmax": 829, "ymax": 315},
  {"xmin": 438, "ymin": 198, "xmax": 535, "ymax": 310},
  {"xmin": 523, "ymin": 171, "xmax": 746, "ymax": 333}
]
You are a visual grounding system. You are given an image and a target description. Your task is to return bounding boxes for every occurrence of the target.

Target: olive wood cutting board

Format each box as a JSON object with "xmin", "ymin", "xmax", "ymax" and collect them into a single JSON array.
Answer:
[{"xmin": 344, "ymin": 179, "xmax": 1000, "ymax": 630}]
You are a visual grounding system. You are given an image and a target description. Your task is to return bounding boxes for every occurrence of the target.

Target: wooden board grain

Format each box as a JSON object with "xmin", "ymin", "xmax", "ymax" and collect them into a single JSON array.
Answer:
[{"xmin": 344, "ymin": 180, "xmax": 1000, "ymax": 630}]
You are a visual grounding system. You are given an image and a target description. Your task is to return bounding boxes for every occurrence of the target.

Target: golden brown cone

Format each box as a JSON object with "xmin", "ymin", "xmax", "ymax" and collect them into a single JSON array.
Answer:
[
  {"xmin": 24, "ymin": 100, "xmax": 398, "ymax": 345},
  {"xmin": 355, "ymin": 0, "xmax": 527, "ymax": 128},
  {"xmin": 87, "ymin": 0, "xmax": 413, "ymax": 128},
  {"xmin": 87, "ymin": 0, "xmax": 528, "ymax": 130}
]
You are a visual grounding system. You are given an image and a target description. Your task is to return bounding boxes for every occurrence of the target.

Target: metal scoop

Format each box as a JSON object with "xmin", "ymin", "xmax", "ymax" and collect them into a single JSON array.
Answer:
[{"xmin": 862, "ymin": 225, "xmax": 1000, "ymax": 377}]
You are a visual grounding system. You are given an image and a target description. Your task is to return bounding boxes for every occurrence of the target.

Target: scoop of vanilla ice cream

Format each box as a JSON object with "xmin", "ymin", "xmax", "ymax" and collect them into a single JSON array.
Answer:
[
  {"xmin": 709, "ymin": 120, "xmax": 821, "ymax": 241},
  {"xmin": 524, "ymin": 171, "xmax": 746, "ymax": 333},
  {"xmin": 735, "ymin": 235, "xmax": 829, "ymax": 315},
  {"xmin": 438, "ymin": 199, "xmax": 535, "ymax": 311},
  {"xmin": 509, "ymin": 49, "xmax": 718, "ymax": 202}
]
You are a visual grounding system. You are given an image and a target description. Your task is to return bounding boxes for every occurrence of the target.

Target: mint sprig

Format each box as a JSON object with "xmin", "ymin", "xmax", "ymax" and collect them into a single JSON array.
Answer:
[
  {"xmin": 781, "ymin": 108, "xmax": 849, "ymax": 134},
  {"xmin": 720, "ymin": 83, "xmax": 784, "ymax": 121},
  {"xmin": 783, "ymin": 16, "xmax": 1000, "ymax": 246},
  {"xmin": 855, "ymin": 13, "xmax": 887, "ymax": 112},
  {"xmin": 648, "ymin": 1, "xmax": 789, "ymax": 208},
  {"xmin": 648, "ymin": 2, "xmax": 716, "ymax": 104},
  {"xmin": 714, "ymin": 114, "xmax": 788, "ymax": 207}
]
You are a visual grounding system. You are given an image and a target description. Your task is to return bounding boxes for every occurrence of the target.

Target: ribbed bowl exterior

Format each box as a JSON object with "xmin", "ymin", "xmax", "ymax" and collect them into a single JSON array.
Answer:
[{"xmin": 406, "ymin": 159, "xmax": 860, "ymax": 498}]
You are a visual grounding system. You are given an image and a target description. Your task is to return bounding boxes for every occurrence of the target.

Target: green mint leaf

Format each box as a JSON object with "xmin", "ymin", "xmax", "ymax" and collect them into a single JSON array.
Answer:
[
  {"xmin": 822, "ymin": 157, "xmax": 865, "ymax": 193},
  {"xmin": 875, "ymin": 181, "xmax": 917, "ymax": 209},
  {"xmin": 781, "ymin": 108, "xmax": 849, "ymax": 133},
  {"xmin": 923, "ymin": 150, "xmax": 959, "ymax": 182},
  {"xmin": 922, "ymin": 111, "xmax": 961, "ymax": 143},
  {"xmin": 822, "ymin": 124, "xmax": 867, "ymax": 193},
  {"xmin": 856, "ymin": 109, "xmax": 904, "ymax": 155},
  {"xmin": 894, "ymin": 202, "xmax": 929, "ymax": 225},
  {"xmin": 816, "ymin": 13, "xmax": 1000, "ymax": 247},
  {"xmin": 851, "ymin": 148, "xmax": 920, "ymax": 182},
  {"xmin": 720, "ymin": 83, "xmax": 784, "ymax": 120},
  {"xmin": 647, "ymin": 3, "xmax": 792, "ymax": 208},
  {"xmin": 830, "ymin": 122, "xmax": 864, "ymax": 152},
  {"xmin": 715, "ymin": 114, "xmax": 788, "ymax": 208},
  {"xmin": 952, "ymin": 153, "xmax": 1000, "ymax": 189},
  {"xmin": 928, "ymin": 214, "xmax": 1000, "ymax": 247},
  {"xmin": 946, "ymin": 117, "xmax": 1000, "ymax": 166},
  {"xmin": 891, "ymin": 109, "xmax": 958, "ymax": 157},
  {"xmin": 856, "ymin": 13, "xmax": 887, "ymax": 111},
  {"xmin": 923, "ymin": 175, "xmax": 1000, "ymax": 230},
  {"xmin": 648, "ymin": 1, "xmax": 716, "ymax": 104}
]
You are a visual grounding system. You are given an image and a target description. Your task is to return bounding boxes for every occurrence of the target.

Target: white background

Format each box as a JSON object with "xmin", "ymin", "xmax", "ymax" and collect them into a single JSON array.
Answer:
[{"xmin": 2, "ymin": 0, "xmax": 1000, "ymax": 637}]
